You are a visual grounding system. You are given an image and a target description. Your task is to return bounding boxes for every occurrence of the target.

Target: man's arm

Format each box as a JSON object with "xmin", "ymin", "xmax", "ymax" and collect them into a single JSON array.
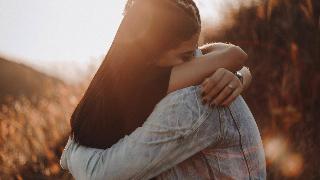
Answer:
[
  {"xmin": 62, "ymin": 86, "xmax": 222, "ymax": 180},
  {"xmin": 199, "ymin": 42, "xmax": 236, "ymax": 55},
  {"xmin": 167, "ymin": 43, "xmax": 247, "ymax": 93}
]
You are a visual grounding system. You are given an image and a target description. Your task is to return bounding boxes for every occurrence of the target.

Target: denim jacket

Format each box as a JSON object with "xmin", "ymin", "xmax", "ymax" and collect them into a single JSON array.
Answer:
[
  {"xmin": 60, "ymin": 85, "xmax": 266, "ymax": 180},
  {"xmin": 60, "ymin": 49, "xmax": 266, "ymax": 179}
]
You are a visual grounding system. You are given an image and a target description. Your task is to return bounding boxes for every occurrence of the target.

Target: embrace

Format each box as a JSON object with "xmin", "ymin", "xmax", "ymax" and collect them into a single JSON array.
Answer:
[{"xmin": 60, "ymin": 0, "xmax": 266, "ymax": 179}]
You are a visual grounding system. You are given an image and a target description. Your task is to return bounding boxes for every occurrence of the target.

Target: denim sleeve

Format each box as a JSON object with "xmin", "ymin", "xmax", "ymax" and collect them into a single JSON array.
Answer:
[{"xmin": 64, "ymin": 86, "xmax": 223, "ymax": 180}]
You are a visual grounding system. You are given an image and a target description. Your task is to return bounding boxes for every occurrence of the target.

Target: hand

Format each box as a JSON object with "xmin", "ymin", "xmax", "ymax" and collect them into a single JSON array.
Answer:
[{"xmin": 200, "ymin": 68, "xmax": 243, "ymax": 107}]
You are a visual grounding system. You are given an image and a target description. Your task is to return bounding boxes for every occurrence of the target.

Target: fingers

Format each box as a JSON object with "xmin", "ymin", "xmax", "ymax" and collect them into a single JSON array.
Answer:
[
  {"xmin": 203, "ymin": 73, "xmax": 233, "ymax": 105},
  {"xmin": 201, "ymin": 68, "xmax": 245, "ymax": 107},
  {"xmin": 201, "ymin": 69, "xmax": 234, "ymax": 104},
  {"xmin": 201, "ymin": 70, "xmax": 225, "ymax": 104},
  {"xmin": 209, "ymin": 78, "xmax": 240, "ymax": 106},
  {"xmin": 200, "ymin": 78, "xmax": 210, "ymax": 91},
  {"xmin": 221, "ymin": 86, "xmax": 243, "ymax": 106},
  {"xmin": 201, "ymin": 69, "xmax": 225, "ymax": 94}
]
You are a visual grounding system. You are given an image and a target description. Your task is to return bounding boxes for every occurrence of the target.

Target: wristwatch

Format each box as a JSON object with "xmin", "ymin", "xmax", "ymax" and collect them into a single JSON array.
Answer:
[{"xmin": 235, "ymin": 71, "xmax": 244, "ymax": 85}]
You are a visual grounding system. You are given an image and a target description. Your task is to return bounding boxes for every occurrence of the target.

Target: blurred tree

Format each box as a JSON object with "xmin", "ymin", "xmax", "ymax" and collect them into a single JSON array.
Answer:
[{"xmin": 204, "ymin": 0, "xmax": 319, "ymax": 179}]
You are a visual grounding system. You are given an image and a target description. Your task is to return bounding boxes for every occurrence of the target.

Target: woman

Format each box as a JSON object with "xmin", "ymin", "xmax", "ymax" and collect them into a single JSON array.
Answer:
[
  {"xmin": 61, "ymin": 0, "xmax": 265, "ymax": 179},
  {"xmin": 69, "ymin": 0, "xmax": 247, "ymax": 150}
]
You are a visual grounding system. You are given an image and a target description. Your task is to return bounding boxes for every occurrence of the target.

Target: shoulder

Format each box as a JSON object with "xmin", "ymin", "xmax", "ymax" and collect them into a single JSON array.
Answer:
[
  {"xmin": 155, "ymin": 85, "xmax": 211, "ymax": 113},
  {"xmin": 144, "ymin": 85, "xmax": 211, "ymax": 129},
  {"xmin": 154, "ymin": 85, "xmax": 201, "ymax": 111}
]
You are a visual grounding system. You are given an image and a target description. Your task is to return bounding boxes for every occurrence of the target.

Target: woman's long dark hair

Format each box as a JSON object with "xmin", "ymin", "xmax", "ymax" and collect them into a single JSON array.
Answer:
[{"xmin": 70, "ymin": 0, "xmax": 201, "ymax": 149}]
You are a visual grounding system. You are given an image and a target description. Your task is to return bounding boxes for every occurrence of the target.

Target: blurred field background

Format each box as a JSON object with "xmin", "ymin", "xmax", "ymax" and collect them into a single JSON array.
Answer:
[{"xmin": 0, "ymin": 0, "xmax": 319, "ymax": 179}]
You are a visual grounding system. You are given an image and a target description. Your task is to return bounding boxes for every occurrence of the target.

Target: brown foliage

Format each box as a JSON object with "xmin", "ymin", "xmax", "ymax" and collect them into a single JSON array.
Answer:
[
  {"xmin": 0, "ymin": 77, "xmax": 85, "ymax": 179},
  {"xmin": 204, "ymin": 0, "xmax": 320, "ymax": 179}
]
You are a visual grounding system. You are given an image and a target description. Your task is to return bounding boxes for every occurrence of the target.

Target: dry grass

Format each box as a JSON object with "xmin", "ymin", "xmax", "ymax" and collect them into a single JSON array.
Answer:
[{"xmin": 0, "ymin": 82, "xmax": 85, "ymax": 179}]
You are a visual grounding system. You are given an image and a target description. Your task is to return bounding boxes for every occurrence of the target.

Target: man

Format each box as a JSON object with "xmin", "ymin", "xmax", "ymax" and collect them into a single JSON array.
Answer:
[{"xmin": 60, "ymin": 68, "xmax": 266, "ymax": 179}]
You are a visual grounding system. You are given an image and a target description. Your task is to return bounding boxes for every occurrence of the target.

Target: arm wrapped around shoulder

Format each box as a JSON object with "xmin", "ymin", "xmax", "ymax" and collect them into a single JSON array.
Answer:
[
  {"xmin": 200, "ymin": 42, "xmax": 248, "ymax": 63},
  {"xmin": 199, "ymin": 42, "xmax": 248, "ymax": 71},
  {"xmin": 231, "ymin": 45, "xmax": 248, "ymax": 64},
  {"xmin": 168, "ymin": 43, "xmax": 248, "ymax": 93},
  {"xmin": 228, "ymin": 45, "xmax": 248, "ymax": 66}
]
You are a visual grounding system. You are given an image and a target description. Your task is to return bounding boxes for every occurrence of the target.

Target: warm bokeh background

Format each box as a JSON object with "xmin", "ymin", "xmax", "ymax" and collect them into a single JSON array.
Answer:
[{"xmin": 0, "ymin": 0, "xmax": 319, "ymax": 179}]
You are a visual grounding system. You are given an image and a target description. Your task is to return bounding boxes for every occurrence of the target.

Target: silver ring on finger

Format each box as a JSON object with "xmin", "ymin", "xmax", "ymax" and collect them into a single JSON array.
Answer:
[{"xmin": 227, "ymin": 84, "xmax": 236, "ymax": 90}]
